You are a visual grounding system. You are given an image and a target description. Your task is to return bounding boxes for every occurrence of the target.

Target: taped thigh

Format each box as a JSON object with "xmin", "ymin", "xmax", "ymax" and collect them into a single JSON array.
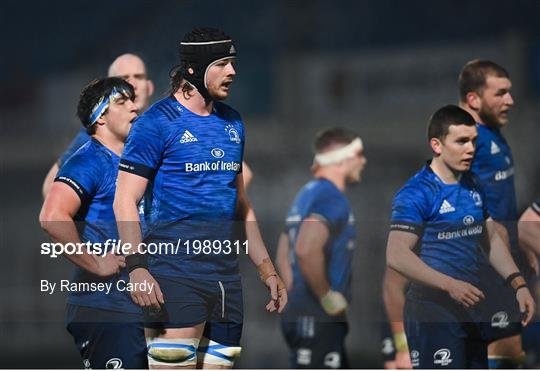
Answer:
[
  {"xmin": 197, "ymin": 337, "xmax": 242, "ymax": 368},
  {"xmin": 146, "ymin": 337, "xmax": 200, "ymax": 367}
]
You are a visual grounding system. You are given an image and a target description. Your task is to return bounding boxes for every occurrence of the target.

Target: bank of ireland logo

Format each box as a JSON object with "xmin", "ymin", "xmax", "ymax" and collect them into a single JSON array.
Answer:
[
  {"xmin": 433, "ymin": 348, "xmax": 452, "ymax": 366},
  {"xmin": 105, "ymin": 358, "xmax": 123, "ymax": 369},
  {"xmin": 463, "ymin": 215, "xmax": 475, "ymax": 226},
  {"xmin": 211, "ymin": 148, "xmax": 225, "ymax": 158},
  {"xmin": 492, "ymin": 311, "xmax": 510, "ymax": 328},
  {"xmin": 225, "ymin": 124, "xmax": 241, "ymax": 144}
]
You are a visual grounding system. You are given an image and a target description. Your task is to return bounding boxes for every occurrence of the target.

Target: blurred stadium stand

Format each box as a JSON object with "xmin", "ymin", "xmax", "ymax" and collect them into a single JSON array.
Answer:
[{"xmin": 1, "ymin": 0, "xmax": 539, "ymax": 368}]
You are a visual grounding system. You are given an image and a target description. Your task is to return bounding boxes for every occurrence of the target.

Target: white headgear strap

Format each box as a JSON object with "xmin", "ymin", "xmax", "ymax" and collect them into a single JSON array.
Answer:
[{"xmin": 314, "ymin": 137, "xmax": 363, "ymax": 166}]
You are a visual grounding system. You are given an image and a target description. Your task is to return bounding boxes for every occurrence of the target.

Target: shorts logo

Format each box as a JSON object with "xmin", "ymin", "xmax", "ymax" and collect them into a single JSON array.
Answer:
[
  {"xmin": 297, "ymin": 348, "xmax": 312, "ymax": 366},
  {"xmin": 382, "ymin": 338, "xmax": 395, "ymax": 355},
  {"xmin": 83, "ymin": 359, "xmax": 91, "ymax": 369},
  {"xmin": 211, "ymin": 148, "xmax": 225, "ymax": 158},
  {"xmin": 410, "ymin": 350, "xmax": 420, "ymax": 367},
  {"xmin": 225, "ymin": 124, "xmax": 241, "ymax": 144},
  {"xmin": 433, "ymin": 348, "xmax": 452, "ymax": 366},
  {"xmin": 180, "ymin": 130, "xmax": 198, "ymax": 143},
  {"xmin": 491, "ymin": 311, "xmax": 510, "ymax": 328},
  {"xmin": 324, "ymin": 352, "xmax": 341, "ymax": 369},
  {"xmin": 105, "ymin": 358, "xmax": 123, "ymax": 369},
  {"xmin": 463, "ymin": 215, "xmax": 475, "ymax": 226}
]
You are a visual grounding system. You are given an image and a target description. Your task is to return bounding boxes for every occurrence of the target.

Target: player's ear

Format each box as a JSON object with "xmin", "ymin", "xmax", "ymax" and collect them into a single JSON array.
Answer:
[
  {"xmin": 146, "ymin": 79, "xmax": 155, "ymax": 97},
  {"xmin": 430, "ymin": 137, "xmax": 443, "ymax": 155},
  {"xmin": 466, "ymin": 91, "xmax": 481, "ymax": 111}
]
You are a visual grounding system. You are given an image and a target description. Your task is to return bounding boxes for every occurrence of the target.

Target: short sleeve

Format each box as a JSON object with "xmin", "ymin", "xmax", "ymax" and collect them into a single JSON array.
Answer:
[
  {"xmin": 55, "ymin": 151, "xmax": 102, "ymax": 204},
  {"xmin": 58, "ymin": 128, "xmax": 91, "ymax": 167},
  {"xmin": 119, "ymin": 113, "xmax": 164, "ymax": 179},
  {"xmin": 390, "ymin": 185, "xmax": 429, "ymax": 236},
  {"xmin": 309, "ymin": 193, "xmax": 349, "ymax": 225}
]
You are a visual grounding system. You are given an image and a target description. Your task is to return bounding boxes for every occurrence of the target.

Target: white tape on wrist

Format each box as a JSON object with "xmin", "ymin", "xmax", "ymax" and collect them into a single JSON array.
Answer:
[{"xmin": 320, "ymin": 290, "xmax": 348, "ymax": 315}]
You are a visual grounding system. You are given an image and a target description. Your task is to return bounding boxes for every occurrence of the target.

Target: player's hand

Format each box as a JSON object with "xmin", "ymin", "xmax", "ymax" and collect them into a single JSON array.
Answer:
[
  {"xmin": 516, "ymin": 287, "xmax": 535, "ymax": 326},
  {"xmin": 91, "ymin": 254, "xmax": 126, "ymax": 277},
  {"xmin": 264, "ymin": 275, "xmax": 288, "ymax": 313},
  {"xmin": 395, "ymin": 350, "xmax": 412, "ymax": 369},
  {"xmin": 445, "ymin": 278, "xmax": 485, "ymax": 307},
  {"xmin": 320, "ymin": 290, "xmax": 348, "ymax": 316},
  {"xmin": 128, "ymin": 268, "xmax": 164, "ymax": 309}
]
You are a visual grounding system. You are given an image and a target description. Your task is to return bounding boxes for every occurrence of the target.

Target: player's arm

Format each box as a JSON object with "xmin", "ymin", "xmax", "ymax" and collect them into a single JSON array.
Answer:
[
  {"xmin": 39, "ymin": 181, "xmax": 125, "ymax": 276},
  {"xmin": 382, "ymin": 267, "xmax": 412, "ymax": 369},
  {"xmin": 42, "ymin": 162, "xmax": 59, "ymax": 199},
  {"xmin": 518, "ymin": 206, "xmax": 540, "ymax": 256},
  {"xmin": 113, "ymin": 171, "xmax": 164, "ymax": 308},
  {"xmin": 295, "ymin": 216, "xmax": 347, "ymax": 316},
  {"xmin": 386, "ymin": 230, "xmax": 485, "ymax": 308},
  {"xmin": 241, "ymin": 161, "xmax": 253, "ymax": 190},
  {"xmin": 235, "ymin": 174, "xmax": 287, "ymax": 313},
  {"xmin": 275, "ymin": 232, "xmax": 293, "ymax": 291},
  {"xmin": 485, "ymin": 218, "xmax": 536, "ymax": 325}
]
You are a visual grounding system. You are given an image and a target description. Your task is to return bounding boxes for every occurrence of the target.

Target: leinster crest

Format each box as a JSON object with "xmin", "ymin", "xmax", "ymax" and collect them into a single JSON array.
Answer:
[{"xmin": 225, "ymin": 124, "xmax": 241, "ymax": 144}]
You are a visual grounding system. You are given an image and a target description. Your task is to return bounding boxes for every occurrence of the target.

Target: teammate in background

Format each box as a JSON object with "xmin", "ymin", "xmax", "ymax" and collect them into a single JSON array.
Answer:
[
  {"xmin": 386, "ymin": 105, "xmax": 535, "ymax": 369},
  {"xmin": 276, "ymin": 128, "xmax": 366, "ymax": 368},
  {"xmin": 382, "ymin": 267, "xmax": 412, "ymax": 369},
  {"xmin": 459, "ymin": 59, "xmax": 536, "ymax": 369},
  {"xmin": 519, "ymin": 198, "xmax": 540, "ymax": 368},
  {"xmin": 41, "ymin": 53, "xmax": 154, "ymax": 198},
  {"xmin": 39, "ymin": 77, "xmax": 146, "ymax": 368},
  {"xmin": 113, "ymin": 27, "xmax": 287, "ymax": 369},
  {"xmin": 518, "ymin": 198, "xmax": 540, "ymax": 257}
]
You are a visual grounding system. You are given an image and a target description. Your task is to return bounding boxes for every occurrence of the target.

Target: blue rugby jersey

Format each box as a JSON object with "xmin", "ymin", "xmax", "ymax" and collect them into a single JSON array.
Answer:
[
  {"xmin": 390, "ymin": 165, "xmax": 489, "ymax": 286},
  {"xmin": 119, "ymin": 96, "xmax": 244, "ymax": 281},
  {"xmin": 55, "ymin": 139, "xmax": 141, "ymax": 314},
  {"xmin": 58, "ymin": 128, "xmax": 91, "ymax": 167},
  {"xmin": 284, "ymin": 178, "xmax": 356, "ymax": 319},
  {"xmin": 471, "ymin": 123, "xmax": 518, "ymax": 252}
]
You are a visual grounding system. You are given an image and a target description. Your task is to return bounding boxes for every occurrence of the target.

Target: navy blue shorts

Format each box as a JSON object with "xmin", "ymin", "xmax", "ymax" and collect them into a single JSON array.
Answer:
[
  {"xmin": 476, "ymin": 262, "xmax": 525, "ymax": 342},
  {"xmin": 281, "ymin": 317, "xmax": 349, "ymax": 369},
  {"xmin": 65, "ymin": 304, "xmax": 147, "ymax": 369},
  {"xmin": 144, "ymin": 276, "xmax": 243, "ymax": 346},
  {"xmin": 404, "ymin": 292, "xmax": 487, "ymax": 369}
]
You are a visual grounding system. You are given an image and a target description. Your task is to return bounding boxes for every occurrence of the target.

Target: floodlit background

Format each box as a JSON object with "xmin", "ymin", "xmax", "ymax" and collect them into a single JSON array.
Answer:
[{"xmin": 1, "ymin": 0, "xmax": 539, "ymax": 368}]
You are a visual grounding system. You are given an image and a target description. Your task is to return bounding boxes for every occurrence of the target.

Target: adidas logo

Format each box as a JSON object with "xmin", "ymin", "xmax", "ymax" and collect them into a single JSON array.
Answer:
[
  {"xmin": 179, "ymin": 130, "xmax": 198, "ymax": 143},
  {"xmin": 439, "ymin": 200, "xmax": 455, "ymax": 214},
  {"xmin": 490, "ymin": 141, "xmax": 500, "ymax": 155}
]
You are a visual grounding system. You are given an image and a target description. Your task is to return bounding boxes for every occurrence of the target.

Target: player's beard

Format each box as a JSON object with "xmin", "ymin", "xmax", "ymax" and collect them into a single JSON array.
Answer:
[{"xmin": 478, "ymin": 105, "xmax": 505, "ymax": 129}]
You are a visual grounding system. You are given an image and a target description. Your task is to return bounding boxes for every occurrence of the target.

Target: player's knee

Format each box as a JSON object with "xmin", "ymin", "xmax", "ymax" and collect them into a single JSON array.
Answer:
[
  {"xmin": 488, "ymin": 353, "xmax": 525, "ymax": 369},
  {"xmin": 147, "ymin": 337, "xmax": 199, "ymax": 367},
  {"xmin": 197, "ymin": 337, "xmax": 241, "ymax": 368}
]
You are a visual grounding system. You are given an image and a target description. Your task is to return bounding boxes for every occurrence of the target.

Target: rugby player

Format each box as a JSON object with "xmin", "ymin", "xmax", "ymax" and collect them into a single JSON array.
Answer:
[
  {"xmin": 519, "ymin": 198, "xmax": 540, "ymax": 368},
  {"xmin": 41, "ymin": 53, "xmax": 154, "ymax": 198},
  {"xmin": 39, "ymin": 77, "xmax": 147, "ymax": 368},
  {"xmin": 382, "ymin": 267, "xmax": 412, "ymax": 369},
  {"xmin": 386, "ymin": 105, "xmax": 535, "ymax": 369},
  {"xmin": 113, "ymin": 27, "xmax": 287, "ymax": 369},
  {"xmin": 276, "ymin": 128, "xmax": 366, "ymax": 368},
  {"xmin": 459, "ymin": 59, "xmax": 537, "ymax": 368}
]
